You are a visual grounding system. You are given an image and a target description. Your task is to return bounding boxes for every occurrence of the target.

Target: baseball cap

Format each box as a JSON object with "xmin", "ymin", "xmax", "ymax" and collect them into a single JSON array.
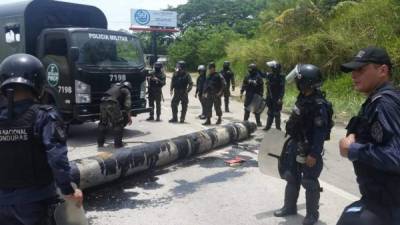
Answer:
[{"xmin": 341, "ymin": 47, "xmax": 392, "ymax": 73}]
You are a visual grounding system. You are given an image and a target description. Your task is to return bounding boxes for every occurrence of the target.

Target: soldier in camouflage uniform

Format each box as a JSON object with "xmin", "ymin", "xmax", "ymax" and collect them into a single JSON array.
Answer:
[
  {"xmin": 169, "ymin": 61, "xmax": 193, "ymax": 123},
  {"xmin": 147, "ymin": 62, "xmax": 166, "ymax": 121},
  {"xmin": 98, "ymin": 81, "xmax": 132, "ymax": 148},
  {"xmin": 195, "ymin": 65, "xmax": 207, "ymax": 119},
  {"xmin": 202, "ymin": 62, "xmax": 226, "ymax": 125}
]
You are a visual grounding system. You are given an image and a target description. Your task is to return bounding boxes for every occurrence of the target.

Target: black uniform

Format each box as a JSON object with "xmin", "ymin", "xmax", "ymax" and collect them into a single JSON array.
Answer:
[
  {"xmin": 337, "ymin": 83, "xmax": 400, "ymax": 225},
  {"xmin": 170, "ymin": 71, "xmax": 193, "ymax": 123},
  {"xmin": 265, "ymin": 72, "xmax": 285, "ymax": 130},
  {"xmin": 147, "ymin": 70, "xmax": 166, "ymax": 120},
  {"xmin": 195, "ymin": 70, "xmax": 207, "ymax": 118},
  {"xmin": 277, "ymin": 90, "xmax": 330, "ymax": 223},
  {"xmin": 220, "ymin": 68, "xmax": 235, "ymax": 112},
  {"xmin": 98, "ymin": 83, "xmax": 131, "ymax": 148},
  {"xmin": 240, "ymin": 71, "xmax": 264, "ymax": 126},
  {"xmin": 203, "ymin": 72, "xmax": 226, "ymax": 122}
]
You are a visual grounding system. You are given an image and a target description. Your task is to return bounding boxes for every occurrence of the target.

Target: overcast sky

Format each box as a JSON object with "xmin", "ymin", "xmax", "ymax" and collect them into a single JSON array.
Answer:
[{"xmin": 0, "ymin": 0, "xmax": 187, "ymax": 30}]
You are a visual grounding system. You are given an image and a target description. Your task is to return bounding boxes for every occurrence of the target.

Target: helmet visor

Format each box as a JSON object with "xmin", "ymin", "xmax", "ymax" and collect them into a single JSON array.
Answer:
[{"xmin": 286, "ymin": 64, "xmax": 300, "ymax": 83}]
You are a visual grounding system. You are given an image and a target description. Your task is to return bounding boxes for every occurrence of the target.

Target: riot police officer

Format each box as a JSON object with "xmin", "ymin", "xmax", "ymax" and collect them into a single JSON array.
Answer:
[
  {"xmin": 220, "ymin": 61, "xmax": 235, "ymax": 112},
  {"xmin": 337, "ymin": 47, "xmax": 400, "ymax": 225},
  {"xmin": 202, "ymin": 62, "xmax": 226, "ymax": 125},
  {"xmin": 146, "ymin": 61, "xmax": 166, "ymax": 121},
  {"xmin": 169, "ymin": 60, "xmax": 193, "ymax": 123},
  {"xmin": 195, "ymin": 65, "xmax": 207, "ymax": 119},
  {"xmin": 240, "ymin": 63, "xmax": 264, "ymax": 126},
  {"xmin": 274, "ymin": 64, "xmax": 332, "ymax": 225},
  {"xmin": 264, "ymin": 60, "xmax": 285, "ymax": 131},
  {"xmin": 0, "ymin": 54, "xmax": 83, "ymax": 225},
  {"xmin": 98, "ymin": 81, "xmax": 132, "ymax": 148}
]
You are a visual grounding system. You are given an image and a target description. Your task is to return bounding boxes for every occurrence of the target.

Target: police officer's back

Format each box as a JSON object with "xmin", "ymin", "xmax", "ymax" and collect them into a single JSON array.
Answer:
[
  {"xmin": 98, "ymin": 81, "xmax": 132, "ymax": 148},
  {"xmin": 274, "ymin": 64, "xmax": 332, "ymax": 225},
  {"xmin": 169, "ymin": 60, "xmax": 193, "ymax": 123},
  {"xmin": 146, "ymin": 62, "xmax": 166, "ymax": 121},
  {"xmin": 338, "ymin": 47, "xmax": 400, "ymax": 225},
  {"xmin": 264, "ymin": 60, "xmax": 285, "ymax": 131},
  {"xmin": 0, "ymin": 54, "xmax": 83, "ymax": 225},
  {"xmin": 220, "ymin": 61, "xmax": 235, "ymax": 112}
]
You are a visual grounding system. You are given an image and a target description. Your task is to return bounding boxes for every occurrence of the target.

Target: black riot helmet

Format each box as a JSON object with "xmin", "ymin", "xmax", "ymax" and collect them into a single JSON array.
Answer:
[
  {"xmin": 197, "ymin": 65, "xmax": 206, "ymax": 72},
  {"xmin": 0, "ymin": 53, "xmax": 45, "ymax": 96},
  {"xmin": 177, "ymin": 60, "xmax": 186, "ymax": 71},
  {"xmin": 248, "ymin": 63, "xmax": 257, "ymax": 74},
  {"xmin": 223, "ymin": 61, "xmax": 230, "ymax": 69},
  {"xmin": 154, "ymin": 61, "xmax": 163, "ymax": 69},
  {"xmin": 154, "ymin": 61, "xmax": 163, "ymax": 73},
  {"xmin": 286, "ymin": 64, "xmax": 322, "ymax": 92},
  {"xmin": 266, "ymin": 60, "xmax": 281, "ymax": 74},
  {"xmin": 122, "ymin": 81, "xmax": 132, "ymax": 91}
]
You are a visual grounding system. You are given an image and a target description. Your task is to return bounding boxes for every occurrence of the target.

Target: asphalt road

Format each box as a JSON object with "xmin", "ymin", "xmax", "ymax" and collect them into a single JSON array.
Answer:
[{"xmin": 67, "ymin": 74, "xmax": 360, "ymax": 225}]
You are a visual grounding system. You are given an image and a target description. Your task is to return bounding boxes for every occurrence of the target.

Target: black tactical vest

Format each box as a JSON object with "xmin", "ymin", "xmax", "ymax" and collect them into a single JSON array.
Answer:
[
  {"xmin": 0, "ymin": 105, "xmax": 53, "ymax": 188},
  {"xmin": 172, "ymin": 72, "xmax": 190, "ymax": 90}
]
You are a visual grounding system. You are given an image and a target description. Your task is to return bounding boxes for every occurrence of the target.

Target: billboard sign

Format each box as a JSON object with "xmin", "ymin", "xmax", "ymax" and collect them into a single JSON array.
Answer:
[{"xmin": 131, "ymin": 9, "xmax": 177, "ymax": 28}]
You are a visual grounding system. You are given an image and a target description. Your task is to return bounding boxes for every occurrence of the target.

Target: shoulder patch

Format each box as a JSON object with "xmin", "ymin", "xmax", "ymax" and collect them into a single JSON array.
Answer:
[{"xmin": 370, "ymin": 120, "xmax": 383, "ymax": 143}]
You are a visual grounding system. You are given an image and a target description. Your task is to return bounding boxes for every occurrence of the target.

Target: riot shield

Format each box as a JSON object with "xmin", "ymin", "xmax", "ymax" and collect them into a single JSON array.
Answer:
[
  {"xmin": 245, "ymin": 94, "xmax": 266, "ymax": 114},
  {"xmin": 258, "ymin": 128, "xmax": 287, "ymax": 175},
  {"xmin": 54, "ymin": 199, "xmax": 88, "ymax": 225}
]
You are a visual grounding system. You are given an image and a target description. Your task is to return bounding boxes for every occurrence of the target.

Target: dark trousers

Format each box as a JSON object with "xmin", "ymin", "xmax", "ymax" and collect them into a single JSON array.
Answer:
[
  {"xmin": 223, "ymin": 88, "xmax": 231, "ymax": 110},
  {"xmin": 171, "ymin": 91, "xmax": 188, "ymax": 120},
  {"xmin": 0, "ymin": 198, "xmax": 58, "ymax": 225},
  {"xmin": 199, "ymin": 95, "xmax": 206, "ymax": 116},
  {"xmin": 281, "ymin": 140, "xmax": 323, "ymax": 217},
  {"xmin": 98, "ymin": 101, "xmax": 124, "ymax": 147},
  {"xmin": 204, "ymin": 95, "xmax": 222, "ymax": 118},
  {"xmin": 266, "ymin": 100, "xmax": 282, "ymax": 129},
  {"xmin": 337, "ymin": 199, "xmax": 400, "ymax": 225},
  {"xmin": 149, "ymin": 92, "xmax": 162, "ymax": 118}
]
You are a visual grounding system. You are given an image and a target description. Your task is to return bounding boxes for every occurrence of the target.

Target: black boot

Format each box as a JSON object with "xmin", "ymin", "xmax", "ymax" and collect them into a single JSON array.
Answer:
[
  {"xmin": 180, "ymin": 106, "xmax": 187, "ymax": 123},
  {"xmin": 146, "ymin": 116, "xmax": 154, "ymax": 121},
  {"xmin": 263, "ymin": 115, "xmax": 273, "ymax": 131},
  {"xmin": 225, "ymin": 104, "xmax": 229, "ymax": 113},
  {"xmin": 274, "ymin": 183, "xmax": 299, "ymax": 217},
  {"xmin": 203, "ymin": 117, "xmax": 211, "ymax": 125},
  {"xmin": 303, "ymin": 187, "xmax": 320, "ymax": 225},
  {"xmin": 169, "ymin": 116, "xmax": 178, "ymax": 123},
  {"xmin": 113, "ymin": 126, "xmax": 124, "ymax": 148},
  {"xmin": 243, "ymin": 111, "xmax": 250, "ymax": 121},
  {"xmin": 156, "ymin": 115, "xmax": 161, "ymax": 121},
  {"xmin": 275, "ymin": 114, "xmax": 281, "ymax": 130},
  {"xmin": 255, "ymin": 113, "xmax": 262, "ymax": 127},
  {"xmin": 216, "ymin": 116, "xmax": 222, "ymax": 125}
]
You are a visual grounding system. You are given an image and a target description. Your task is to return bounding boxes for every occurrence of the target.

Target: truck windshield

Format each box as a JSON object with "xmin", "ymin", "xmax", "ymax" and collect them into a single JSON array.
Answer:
[{"xmin": 71, "ymin": 32, "xmax": 144, "ymax": 67}]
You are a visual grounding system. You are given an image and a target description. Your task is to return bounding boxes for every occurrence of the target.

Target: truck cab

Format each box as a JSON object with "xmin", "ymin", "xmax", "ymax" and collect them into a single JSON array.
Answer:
[{"xmin": 0, "ymin": 0, "xmax": 151, "ymax": 124}]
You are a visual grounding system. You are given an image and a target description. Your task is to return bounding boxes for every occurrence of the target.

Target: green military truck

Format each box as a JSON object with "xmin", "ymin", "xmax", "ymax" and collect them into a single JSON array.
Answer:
[{"xmin": 0, "ymin": 0, "xmax": 151, "ymax": 124}]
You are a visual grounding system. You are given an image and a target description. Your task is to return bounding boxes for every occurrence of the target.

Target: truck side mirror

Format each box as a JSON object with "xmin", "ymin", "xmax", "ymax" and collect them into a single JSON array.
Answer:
[{"xmin": 69, "ymin": 47, "xmax": 80, "ymax": 62}]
